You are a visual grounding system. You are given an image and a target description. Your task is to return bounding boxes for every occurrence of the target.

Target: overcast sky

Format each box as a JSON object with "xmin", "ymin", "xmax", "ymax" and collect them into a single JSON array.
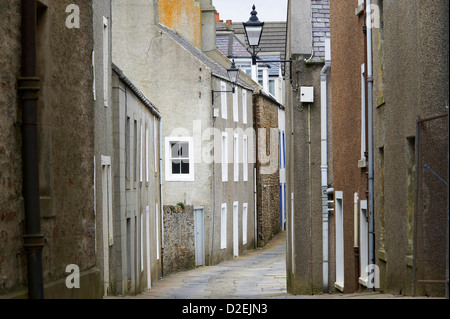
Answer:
[{"xmin": 212, "ymin": 0, "xmax": 288, "ymax": 22}]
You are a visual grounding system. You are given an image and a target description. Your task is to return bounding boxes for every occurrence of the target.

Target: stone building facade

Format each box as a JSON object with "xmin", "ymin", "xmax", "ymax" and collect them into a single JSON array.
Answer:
[
  {"xmin": 111, "ymin": 65, "xmax": 162, "ymax": 296},
  {"xmin": 371, "ymin": 0, "xmax": 449, "ymax": 297},
  {"xmin": 112, "ymin": 0, "xmax": 256, "ymax": 270},
  {"xmin": 329, "ymin": 0, "xmax": 369, "ymax": 293},
  {"xmin": 0, "ymin": 0, "xmax": 111, "ymax": 298},
  {"xmin": 284, "ymin": 0, "xmax": 333, "ymax": 295}
]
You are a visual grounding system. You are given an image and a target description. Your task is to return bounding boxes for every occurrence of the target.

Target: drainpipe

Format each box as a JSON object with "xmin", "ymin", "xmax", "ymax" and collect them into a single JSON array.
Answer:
[
  {"xmin": 308, "ymin": 103, "xmax": 312, "ymax": 295},
  {"xmin": 320, "ymin": 38, "xmax": 331, "ymax": 293},
  {"xmin": 18, "ymin": 0, "xmax": 45, "ymax": 299},
  {"xmin": 366, "ymin": 0, "xmax": 375, "ymax": 284}
]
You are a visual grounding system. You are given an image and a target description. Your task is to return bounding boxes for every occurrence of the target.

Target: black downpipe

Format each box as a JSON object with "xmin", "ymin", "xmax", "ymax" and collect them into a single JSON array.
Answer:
[{"xmin": 19, "ymin": 0, "xmax": 45, "ymax": 299}]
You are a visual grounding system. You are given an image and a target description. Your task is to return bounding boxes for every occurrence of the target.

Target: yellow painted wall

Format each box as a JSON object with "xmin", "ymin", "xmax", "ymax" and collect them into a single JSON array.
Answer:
[{"xmin": 158, "ymin": 0, "xmax": 202, "ymax": 49}]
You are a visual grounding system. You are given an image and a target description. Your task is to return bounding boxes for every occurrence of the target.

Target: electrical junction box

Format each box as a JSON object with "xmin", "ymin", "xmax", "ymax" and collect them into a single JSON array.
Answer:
[{"xmin": 301, "ymin": 86, "xmax": 314, "ymax": 103}]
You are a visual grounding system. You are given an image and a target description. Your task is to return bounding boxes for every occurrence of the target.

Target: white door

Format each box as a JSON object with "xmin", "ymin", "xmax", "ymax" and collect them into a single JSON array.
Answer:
[
  {"xmin": 233, "ymin": 202, "xmax": 239, "ymax": 257},
  {"xmin": 194, "ymin": 207, "xmax": 205, "ymax": 266}
]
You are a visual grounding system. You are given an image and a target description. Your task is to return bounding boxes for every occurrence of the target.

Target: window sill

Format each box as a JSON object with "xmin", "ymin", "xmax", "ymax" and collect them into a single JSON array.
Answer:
[
  {"xmin": 405, "ymin": 254, "xmax": 413, "ymax": 268},
  {"xmin": 359, "ymin": 276, "xmax": 369, "ymax": 287},
  {"xmin": 355, "ymin": 4, "xmax": 365, "ymax": 16},
  {"xmin": 165, "ymin": 176, "xmax": 195, "ymax": 182},
  {"xmin": 334, "ymin": 281, "xmax": 344, "ymax": 292},
  {"xmin": 358, "ymin": 158, "xmax": 367, "ymax": 168},
  {"xmin": 378, "ymin": 248, "xmax": 387, "ymax": 262}
]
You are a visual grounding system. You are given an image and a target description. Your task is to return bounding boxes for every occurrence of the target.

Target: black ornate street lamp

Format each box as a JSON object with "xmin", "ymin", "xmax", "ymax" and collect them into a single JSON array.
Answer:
[
  {"xmin": 226, "ymin": 59, "xmax": 240, "ymax": 88},
  {"xmin": 242, "ymin": 5, "xmax": 293, "ymax": 84},
  {"xmin": 212, "ymin": 59, "xmax": 240, "ymax": 105},
  {"xmin": 243, "ymin": 5, "xmax": 265, "ymax": 65}
]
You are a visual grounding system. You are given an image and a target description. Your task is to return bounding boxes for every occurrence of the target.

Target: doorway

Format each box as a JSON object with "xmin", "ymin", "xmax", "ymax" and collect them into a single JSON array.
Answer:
[{"xmin": 194, "ymin": 207, "xmax": 205, "ymax": 266}]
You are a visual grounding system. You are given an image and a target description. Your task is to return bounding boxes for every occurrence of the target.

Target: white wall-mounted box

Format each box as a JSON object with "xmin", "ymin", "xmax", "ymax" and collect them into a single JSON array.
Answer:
[{"xmin": 301, "ymin": 86, "xmax": 314, "ymax": 103}]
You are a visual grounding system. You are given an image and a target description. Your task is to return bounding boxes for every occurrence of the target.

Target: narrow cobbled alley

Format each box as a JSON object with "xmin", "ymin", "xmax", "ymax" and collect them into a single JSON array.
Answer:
[
  {"xmin": 133, "ymin": 232, "xmax": 287, "ymax": 299},
  {"xmin": 107, "ymin": 232, "xmax": 434, "ymax": 300}
]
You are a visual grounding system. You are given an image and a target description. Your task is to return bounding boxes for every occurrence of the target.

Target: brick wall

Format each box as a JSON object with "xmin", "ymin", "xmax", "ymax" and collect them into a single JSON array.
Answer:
[{"xmin": 311, "ymin": 0, "xmax": 330, "ymax": 60}]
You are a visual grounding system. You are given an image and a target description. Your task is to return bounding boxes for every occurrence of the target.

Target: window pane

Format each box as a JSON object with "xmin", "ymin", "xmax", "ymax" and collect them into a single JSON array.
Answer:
[
  {"xmin": 181, "ymin": 159, "xmax": 190, "ymax": 174},
  {"xmin": 172, "ymin": 160, "xmax": 181, "ymax": 174},
  {"xmin": 180, "ymin": 143, "xmax": 189, "ymax": 158},
  {"xmin": 171, "ymin": 142, "xmax": 180, "ymax": 159},
  {"xmin": 269, "ymin": 80, "xmax": 275, "ymax": 96}
]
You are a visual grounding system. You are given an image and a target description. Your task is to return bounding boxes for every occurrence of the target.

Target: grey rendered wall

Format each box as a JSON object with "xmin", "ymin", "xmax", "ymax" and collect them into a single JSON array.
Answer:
[
  {"xmin": 93, "ymin": 0, "xmax": 114, "ymax": 297},
  {"xmin": 0, "ymin": 0, "xmax": 102, "ymax": 298},
  {"xmin": 210, "ymin": 76, "xmax": 256, "ymax": 265},
  {"xmin": 112, "ymin": 71, "xmax": 162, "ymax": 295},
  {"xmin": 373, "ymin": 0, "xmax": 449, "ymax": 297}
]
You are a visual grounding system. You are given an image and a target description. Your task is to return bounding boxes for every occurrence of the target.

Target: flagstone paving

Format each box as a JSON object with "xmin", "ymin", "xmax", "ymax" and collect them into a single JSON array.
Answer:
[
  {"xmin": 135, "ymin": 232, "xmax": 288, "ymax": 299},
  {"xmin": 107, "ymin": 231, "xmax": 442, "ymax": 299}
]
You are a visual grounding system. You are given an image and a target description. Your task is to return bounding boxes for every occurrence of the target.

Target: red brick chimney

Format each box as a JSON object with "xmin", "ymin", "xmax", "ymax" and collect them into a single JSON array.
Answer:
[{"xmin": 216, "ymin": 12, "xmax": 223, "ymax": 22}]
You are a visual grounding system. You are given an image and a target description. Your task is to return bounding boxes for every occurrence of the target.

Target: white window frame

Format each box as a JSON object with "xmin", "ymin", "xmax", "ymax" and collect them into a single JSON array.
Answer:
[
  {"xmin": 243, "ymin": 135, "xmax": 248, "ymax": 181},
  {"xmin": 222, "ymin": 132, "xmax": 228, "ymax": 182},
  {"xmin": 291, "ymin": 192, "xmax": 295, "ymax": 273},
  {"xmin": 146, "ymin": 206, "xmax": 151, "ymax": 290},
  {"xmin": 92, "ymin": 50, "xmax": 96, "ymax": 100},
  {"xmin": 140, "ymin": 122, "xmax": 143, "ymax": 183},
  {"xmin": 156, "ymin": 203, "xmax": 160, "ymax": 260},
  {"xmin": 242, "ymin": 90, "xmax": 248, "ymax": 124},
  {"xmin": 242, "ymin": 203, "xmax": 248, "ymax": 245},
  {"xmin": 233, "ymin": 201, "xmax": 239, "ymax": 257},
  {"xmin": 220, "ymin": 203, "xmax": 227, "ymax": 249},
  {"xmin": 335, "ymin": 191, "xmax": 345, "ymax": 292},
  {"xmin": 233, "ymin": 88, "xmax": 239, "ymax": 123},
  {"xmin": 101, "ymin": 156, "xmax": 113, "ymax": 247},
  {"xmin": 146, "ymin": 124, "xmax": 149, "ymax": 183},
  {"xmin": 234, "ymin": 134, "xmax": 239, "ymax": 182},
  {"xmin": 236, "ymin": 59, "xmax": 252, "ymax": 77},
  {"xmin": 221, "ymin": 81, "xmax": 227, "ymax": 119},
  {"xmin": 165, "ymin": 137, "xmax": 195, "ymax": 182},
  {"xmin": 154, "ymin": 117, "xmax": 158, "ymax": 173},
  {"xmin": 140, "ymin": 212, "xmax": 144, "ymax": 272},
  {"xmin": 361, "ymin": 63, "xmax": 366, "ymax": 162},
  {"xmin": 359, "ymin": 200, "xmax": 369, "ymax": 287},
  {"xmin": 103, "ymin": 17, "xmax": 109, "ymax": 107}
]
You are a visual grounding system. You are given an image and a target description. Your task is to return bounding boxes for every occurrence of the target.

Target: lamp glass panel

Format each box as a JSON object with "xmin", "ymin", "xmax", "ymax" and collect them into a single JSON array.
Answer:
[
  {"xmin": 246, "ymin": 26, "xmax": 263, "ymax": 46},
  {"xmin": 228, "ymin": 69, "xmax": 240, "ymax": 85}
]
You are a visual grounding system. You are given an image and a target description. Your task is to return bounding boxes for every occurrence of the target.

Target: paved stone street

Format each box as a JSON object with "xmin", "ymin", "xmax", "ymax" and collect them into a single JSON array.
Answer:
[
  {"xmin": 106, "ymin": 231, "xmax": 438, "ymax": 300},
  {"xmin": 136, "ymin": 232, "xmax": 288, "ymax": 299}
]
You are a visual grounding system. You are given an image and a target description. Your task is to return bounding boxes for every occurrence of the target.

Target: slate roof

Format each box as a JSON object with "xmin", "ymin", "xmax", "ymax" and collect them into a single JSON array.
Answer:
[
  {"xmin": 158, "ymin": 24, "xmax": 252, "ymax": 90},
  {"xmin": 112, "ymin": 63, "xmax": 162, "ymax": 119},
  {"xmin": 216, "ymin": 32, "xmax": 282, "ymax": 78},
  {"xmin": 216, "ymin": 33, "xmax": 252, "ymax": 58},
  {"xmin": 260, "ymin": 55, "xmax": 282, "ymax": 77}
]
